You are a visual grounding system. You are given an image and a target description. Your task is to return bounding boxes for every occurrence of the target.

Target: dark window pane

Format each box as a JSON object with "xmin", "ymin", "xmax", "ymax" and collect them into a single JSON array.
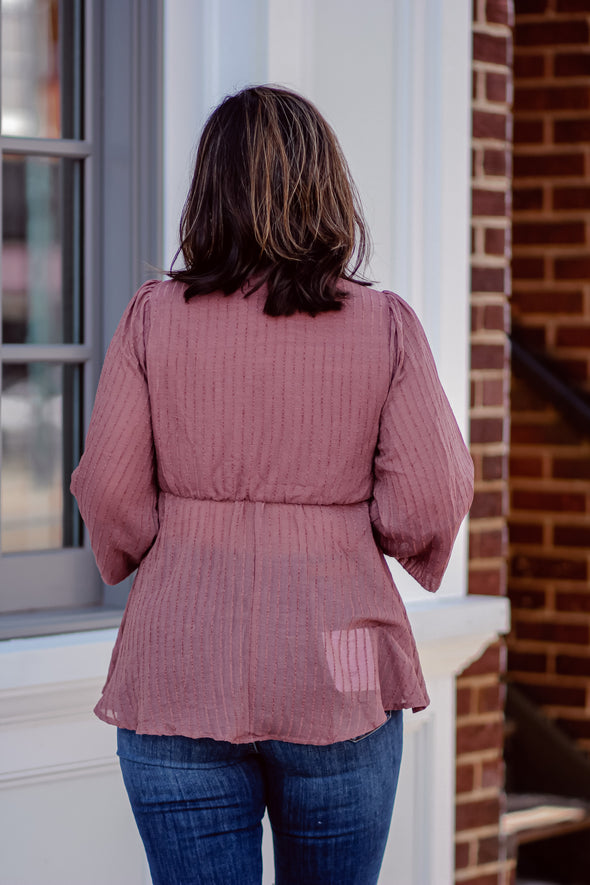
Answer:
[
  {"xmin": 1, "ymin": 0, "xmax": 83, "ymax": 139},
  {"xmin": 1, "ymin": 361, "xmax": 82, "ymax": 552},
  {"xmin": 2, "ymin": 154, "xmax": 83, "ymax": 344}
]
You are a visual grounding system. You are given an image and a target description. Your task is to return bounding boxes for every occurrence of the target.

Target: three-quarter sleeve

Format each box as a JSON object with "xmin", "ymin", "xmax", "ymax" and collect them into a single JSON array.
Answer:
[
  {"xmin": 369, "ymin": 292, "xmax": 474, "ymax": 592},
  {"xmin": 71, "ymin": 281, "xmax": 159, "ymax": 585}
]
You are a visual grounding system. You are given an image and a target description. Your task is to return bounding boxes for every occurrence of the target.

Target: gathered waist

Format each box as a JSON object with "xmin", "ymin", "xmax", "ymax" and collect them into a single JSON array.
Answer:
[
  {"xmin": 159, "ymin": 491, "xmax": 370, "ymax": 509},
  {"xmin": 152, "ymin": 492, "xmax": 375, "ymax": 559}
]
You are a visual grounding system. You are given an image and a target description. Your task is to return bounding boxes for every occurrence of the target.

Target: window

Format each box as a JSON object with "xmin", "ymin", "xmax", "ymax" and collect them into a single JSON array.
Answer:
[{"xmin": 0, "ymin": 0, "xmax": 162, "ymax": 633}]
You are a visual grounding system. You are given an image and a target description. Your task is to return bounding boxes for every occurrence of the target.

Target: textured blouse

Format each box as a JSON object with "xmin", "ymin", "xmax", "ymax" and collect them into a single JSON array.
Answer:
[{"xmin": 71, "ymin": 279, "xmax": 474, "ymax": 745}]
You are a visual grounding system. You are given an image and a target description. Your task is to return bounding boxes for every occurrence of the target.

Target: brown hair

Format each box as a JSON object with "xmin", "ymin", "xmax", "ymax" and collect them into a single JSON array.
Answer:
[{"xmin": 169, "ymin": 85, "xmax": 371, "ymax": 316}]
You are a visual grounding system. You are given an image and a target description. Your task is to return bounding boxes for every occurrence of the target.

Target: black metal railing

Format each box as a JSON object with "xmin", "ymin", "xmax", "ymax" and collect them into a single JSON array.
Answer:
[{"xmin": 510, "ymin": 330, "xmax": 590, "ymax": 437}]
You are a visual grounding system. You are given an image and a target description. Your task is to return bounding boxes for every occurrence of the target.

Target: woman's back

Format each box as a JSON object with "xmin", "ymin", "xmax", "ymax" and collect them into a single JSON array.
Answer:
[
  {"xmin": 150, "ymin": 278, "xmax": 389, "ymax": 504},
  {"xmin": 72, "ymin": 276, "xmax": 472, "ymax": 744}
]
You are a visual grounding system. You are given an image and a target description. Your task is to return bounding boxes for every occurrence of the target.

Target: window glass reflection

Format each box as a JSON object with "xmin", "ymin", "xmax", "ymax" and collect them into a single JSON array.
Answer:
[
  {"xmin": 2, "ymin": 154, "xmax": 82, "ymax": 344},
  {"xmin": 1, "ymin": 362, "xmax": 81, "ymax": 552},
  {"xmin": 1, "ymin": 0, "xmax": 82, "ymax": 139}
]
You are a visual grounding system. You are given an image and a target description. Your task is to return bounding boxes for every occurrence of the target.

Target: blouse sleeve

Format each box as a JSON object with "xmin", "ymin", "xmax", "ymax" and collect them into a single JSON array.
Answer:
[
  {"xmin": 369, "ymin": 291, "xmax": 474, "ymax": 592},
  {"xmin": 70, "ymin": 281, "xmax": 160, "ymax": 585}
]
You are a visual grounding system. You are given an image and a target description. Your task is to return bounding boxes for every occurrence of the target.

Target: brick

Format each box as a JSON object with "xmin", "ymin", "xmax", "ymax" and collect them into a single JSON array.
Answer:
[
  {"xmin": 455, "ymin": 874, "xmax": 502, "ymax": 885},
  {"xmin": 472, "ymin": 266, "xmax": 507, "ymax": 291},
  {"xmin": 484, "ymin": 149, "xmax": 509, "ymax": 176},
  {"xmin": 510, "ymin": 372, "xmax": 551, "ymax": 400},
  {"xmin": 485, "ymin": 228, "xmax": 507, "ymax": 255},
  {"xmin": 511, "ymin": 554, "xmax": 587, "ymax": 581},
  {"xmin": 510, "ymin": 386, "xmax": 543, "ymax": 412},
  {"xmin": 555, "ymin": 52, "xmax": 590, "ymax": 77},
  {"xmin": 512, "ymin": 289, "xmax": 583, "ymax": 313},
  {"xmin": 553, "ymin": 186, "xmax": 590, "ymax": 210},
  {"xmin": 515, "ymin": 85, "xmax": 589, "ymax": 111},
  {"xmin": 516, "ymin": 0, "xmax": 548, "ymax": 10},
  {"xmin": 555, "ymin": 325, "xmax": 590, "ymax": 347},
  {"xmin": 469, "ymin": 568, "xmax": 504, "ymax": 595},
  {"xmin": 553, "ymin": 457, "xmax": 590, "ymax": 479},
  {"xmin": 514, "ymin": 54, "xmax": 545, "ymax": 79},
  {"xmin": 471, "ymin": 490, "xmax": 504, "ymax": 519},
  {"xmin": 472, "ymin": 417, "xmax": 506, "ymax": 445},
  {"xmin": 512, "ymin": 324, "xmax": 546, "ymax": 351},
  {"xmin": 483, "ymin": 377, "xmax": 506, "ymax": 404},
  {"xmin": 485, "ymin": 305, "xmax": 508, "ymax": 333},
  {"xmin": 556, "ymin": 591, "xmax": 590, "ymax": 612},
  {"xmin": 473, "ymin": 189, "xmax": 508, "ymax": 217},
  {"xmin": 512, "ymin": 257, "xmax": 544, "ymax": 279},
  {"xmin": 554, "ymin": 118, "xmax": 590, "ymax": 143},
  {"xmin": 461, "ymin": 643, "xmax": 502, "ymax": 677},
  {"xmin": 557, "ymin": 718, "xmax": 590, "ymax": 740},
  {"xmin": 553, "ymin": 357, "xmax": 588, "ymax": 382},
  {"xmin": 523, "ymin": 683, "xmax": 587, "ymax": 707},
  {"xmin": 557, "ymin": 0, "xmax": 590, "ymax": 10},
  {"xmin": 509, "ymin": 521, "xmax": 543, "ymax": 544},
  {"xmin": 513, "ymin": 153, "xmax": 584, "ymax": 177},
  {"xmin": 556, "ymin": 654, "xmax": 590, "ymax": 676},
  {"xmin": 512, "ymin": 489, "xmax": 586, "ymax": 512},
  {"xmin": 513, "ymin": 119, "xmax": 544, "ymax": 144},
  {"xmin": 509, "ymin": 456, "xmax": 543, "ymax": 477},
  {"xmin": 473, "ymin": 31, "xmax": 509, "ymax": 65},
  {"xmin": 478, "ymin": 682, "xmax": 504, "ymax": 714},
  {"xmin": 470, "ymin": 527, "xmax": 504, "ymax": 557},
  {"xmin": 515, "ymin": 21, "xmax": 589, "ymax": 46},
  {"xmin": 511, "ymin": 378, "xmax": 547, "ymax": 411},
  {"xmin": 482, "ymin": 455, "xmax": 504, "ymax": 482},
  {"xmin": 507, "ymin": 649, "xmax": 547, "ymax": 672},
  {"xmin": 457, "ymin": 685, "xmax": 473, "ymax": 717},
  {"xmin": 472, "ymin": 343, "xmax": 506, "ymax": 370},
  {"xmin": 455, "ymin": 797, "xmax": 502, "ymax": 832},
  {"xmin": 478, "ymin": 834, "xmax": 501, "ymax": 865},
  {"xmin": 509, "ymin": 587, "xmax": 546, "ymax": 609},
  {"xmin": 486, "ymin": 0, "xmax": 512, "ymax": 23},
  {"xmin": 515, "ymin": 620, "xmax": 589, "ymax": 644},
  {"xmin": 457, "ymin": 720, "xmax": 504, "ymax": 755},
  {"xmin": 473, "ymin": 110, "xmax": 508, "ymax": 141},
  {"xmin": 511, "ymin": 422, "xmax": 581, "ymax": 446},
  {"xmin": 554, "ymin": 523, "xmax": 590, "ymax": 545},
  {"xmin": 472, "ymin": 304, "xmax": 483, "ymax": 332},
  {"xmin": 513, "ymin": 221, "xmax": 585, "ymax": 245},
  {"xmin": 554, "ymin": 256, "xmax": 590, "ymax": 279},
  {"xmin": 487, "ymin": 72, "xmax": 508, "ymax": 103},
  {"xmin": 482, "ymin": 758, "xmax": 504, "ymax": 790},
  {"xmin": 455, "ymin": 840, "xmax": 470, "ymax": 870},
  {"xmin": 456, "ymin": 763, "xmax": 476, "ymax": 794},
  {"xmin": 513, "ymin": 186, "xmax": 543, "ymax": 210}
]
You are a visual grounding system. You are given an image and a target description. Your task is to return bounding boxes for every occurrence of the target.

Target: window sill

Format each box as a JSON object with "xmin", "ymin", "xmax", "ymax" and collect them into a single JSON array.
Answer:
[
  {"xmin": 406, "ymin": 594, "xmax": 510, "ymax": 678},
  {"xmin": 0, "ymin": 606, "xmax": 124, "ymax": 641}
]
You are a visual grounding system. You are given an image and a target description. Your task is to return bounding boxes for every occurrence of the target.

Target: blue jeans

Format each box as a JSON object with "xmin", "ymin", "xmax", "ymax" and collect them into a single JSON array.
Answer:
[{"xmin": 117, "ymin": 710, "xmax": 403, "ymax": 885}]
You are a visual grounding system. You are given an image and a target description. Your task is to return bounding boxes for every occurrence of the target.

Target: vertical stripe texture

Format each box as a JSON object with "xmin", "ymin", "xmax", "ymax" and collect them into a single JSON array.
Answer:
[{"xmin": 71, "ymin": 279, "xmax": 474, "ymax": 744}]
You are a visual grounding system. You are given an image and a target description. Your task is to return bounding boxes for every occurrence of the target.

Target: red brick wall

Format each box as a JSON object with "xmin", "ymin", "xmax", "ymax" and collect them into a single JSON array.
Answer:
[
  {"xmin": 510, "ymin": 0, "xmax": 590, "ymax": 755},
  {"xmin": 455, "ymin": 2, "xmax": 514, "ymax": 883}
]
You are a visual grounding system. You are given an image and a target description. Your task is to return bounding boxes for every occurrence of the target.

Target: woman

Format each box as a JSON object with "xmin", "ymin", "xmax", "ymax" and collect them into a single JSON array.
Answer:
[{"xmin": 72, "ymin": 86, "xmax": 473, "ymax": 885}]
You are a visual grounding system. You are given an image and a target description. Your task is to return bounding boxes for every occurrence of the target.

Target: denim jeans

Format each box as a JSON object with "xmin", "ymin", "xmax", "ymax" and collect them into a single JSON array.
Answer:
[{"xmin": 117, "ymin": 710, "xmax": 403, "ymax": 885}]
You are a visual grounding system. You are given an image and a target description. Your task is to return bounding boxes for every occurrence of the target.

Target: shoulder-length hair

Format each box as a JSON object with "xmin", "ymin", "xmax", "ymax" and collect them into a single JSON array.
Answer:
[{"xmin": 169, "ymin": 85, "xmax": 371, "ymax": 317}]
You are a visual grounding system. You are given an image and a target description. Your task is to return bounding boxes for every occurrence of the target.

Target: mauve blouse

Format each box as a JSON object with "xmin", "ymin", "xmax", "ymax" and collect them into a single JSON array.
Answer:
[{"xmin": 71, "ymin": 278, "xmax": 474, "ymax": 745}]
